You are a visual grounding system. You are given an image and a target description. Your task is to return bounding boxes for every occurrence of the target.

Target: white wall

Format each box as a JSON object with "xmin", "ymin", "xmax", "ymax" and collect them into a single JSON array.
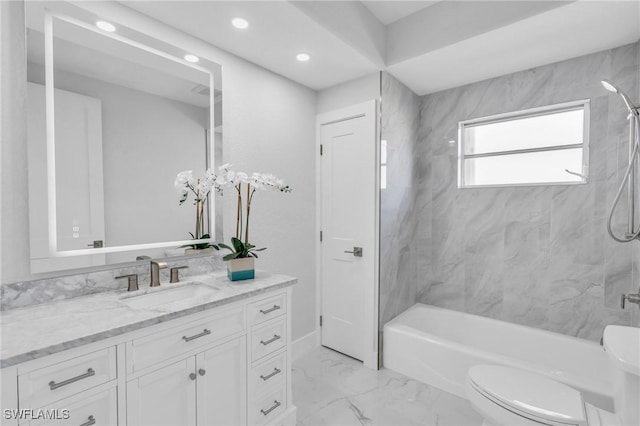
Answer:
[
  {"xmin": 316, "ymin": 72, "xmax": 380, "ymax": 114},
  {"xmin": 0, "ymin": 1, "xmax": 30, "ymax": 282},
  {"xmin": 1, "ymin": 1, "xmax": 317, "ymax": 342}
]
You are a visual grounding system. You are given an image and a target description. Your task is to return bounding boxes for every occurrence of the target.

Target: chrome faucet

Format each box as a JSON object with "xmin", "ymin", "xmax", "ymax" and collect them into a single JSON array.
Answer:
[
  {"xmin": 150, "ymin": 260, "xmax": 168, "ymax": 287},
  {"xmin": 621, "ymin": 292, "xmax": 640, "ymax": 309}
]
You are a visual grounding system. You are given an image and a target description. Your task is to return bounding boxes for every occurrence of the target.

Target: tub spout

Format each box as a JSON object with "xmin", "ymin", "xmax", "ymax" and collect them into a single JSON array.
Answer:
[{"xmin": 621, "ymin": 293, "xmax": 640, "ymax": 309}]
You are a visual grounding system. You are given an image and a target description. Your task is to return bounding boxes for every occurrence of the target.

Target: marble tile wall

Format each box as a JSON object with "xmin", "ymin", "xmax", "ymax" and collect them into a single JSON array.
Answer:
[
  {"xmin": 415, "ymin": 42, "xmax": 640, "ymax": 341},
  {"xmin": 379, "ymin": 72, "xmax": 421, "ymax": 327},
  {"xmin": 0, "ymin": 254, "xmax": 223, "ymax": 311}
]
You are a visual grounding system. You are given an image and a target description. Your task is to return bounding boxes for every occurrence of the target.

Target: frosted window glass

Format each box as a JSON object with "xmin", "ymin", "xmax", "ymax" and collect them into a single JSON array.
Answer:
[
  {"xmin": 464, "ymin": 148, "xmax": 584, "ymax": 186},
  {"xmin": 464, "ymin": 109, "xmax": 584, "ymax": 155},
  {"xmin": 459, "ymin": 101, "xmax": 589, "ymax": 188}
]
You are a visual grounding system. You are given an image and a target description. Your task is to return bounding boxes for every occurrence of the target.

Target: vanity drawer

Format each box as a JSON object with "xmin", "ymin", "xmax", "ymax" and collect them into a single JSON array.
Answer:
[
  {"xmin": 250, "ymin": 318, "xmax": 286, "ymax": 362},
  {"xmin": 248, "ymin": 293, "xmax": 286, "ymax": 325},
  {"xmin": 27, "ymin": 387, "xmax": 117, "ymax": 426},
  {"xmin": 129, "ymin": 306, "xmax": 244, "ymax": 372},
  {"xmin": 250, "ymin": 351, "xmax": 286, "ymax": 397},
  {"xmin": 18, "ymin": 347, "xmax": 116, "ymax": 410},
  {"xmin": 250, "ymin": 385, "xmax": 286, "ymax": 426}
]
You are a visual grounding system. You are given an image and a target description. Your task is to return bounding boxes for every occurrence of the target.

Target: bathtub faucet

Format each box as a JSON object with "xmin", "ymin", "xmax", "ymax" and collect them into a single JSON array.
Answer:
[{"xmin": 621, "ymin": 292, "xmax": 640, "ymax": 309}]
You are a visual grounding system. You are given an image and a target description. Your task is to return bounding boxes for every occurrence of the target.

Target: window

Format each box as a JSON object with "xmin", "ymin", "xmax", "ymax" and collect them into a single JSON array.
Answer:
[{"xmin": 458, "ymin": 100, "xmax": 590, "ymax": 188}]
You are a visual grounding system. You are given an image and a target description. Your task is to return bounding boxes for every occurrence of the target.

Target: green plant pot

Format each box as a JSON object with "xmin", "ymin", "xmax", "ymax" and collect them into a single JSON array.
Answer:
[{"xmin": 227, "ymin": 257, "xmax": 255, "ymax": 281}]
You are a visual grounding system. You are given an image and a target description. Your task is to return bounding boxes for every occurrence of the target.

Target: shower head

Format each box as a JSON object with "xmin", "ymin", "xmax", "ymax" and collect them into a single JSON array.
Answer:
[
  {"xmin": 601, "ymin": 80, "xmax": 618, "ymax": 93},
  {"xmin": 601, "ymin": 79, "xmax": 639, "ymax": 118}
]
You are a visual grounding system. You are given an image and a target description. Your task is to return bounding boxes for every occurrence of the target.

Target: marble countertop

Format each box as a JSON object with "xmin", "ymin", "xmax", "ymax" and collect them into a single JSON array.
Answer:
[{"xmin": 0, "ymin": 271, "xmax": 296, "ymax": 368}]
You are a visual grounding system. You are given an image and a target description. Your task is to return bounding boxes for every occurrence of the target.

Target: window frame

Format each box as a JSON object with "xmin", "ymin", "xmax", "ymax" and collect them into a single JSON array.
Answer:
[{"xmin": 457, "ymin": 99, "xmax": 590, "ymax": 189}]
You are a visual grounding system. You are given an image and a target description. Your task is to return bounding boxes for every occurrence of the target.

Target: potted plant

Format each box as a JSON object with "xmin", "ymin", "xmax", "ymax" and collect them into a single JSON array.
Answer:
[
  {"xmin": 174, "ymin": 169, "xmax": 220, "ymax": 254},
  {"xmin": 216, "ymin": 164, "xmax": 291, "ymax": 281}
]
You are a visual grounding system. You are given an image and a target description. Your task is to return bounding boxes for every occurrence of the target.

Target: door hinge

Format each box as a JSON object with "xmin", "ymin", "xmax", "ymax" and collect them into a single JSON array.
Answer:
[
  {"xmin": 320, "ymin": 230, "xmax": 323, "ymax": 242},
  {"xmin": 320, "ymin": 144, "xmax": 323, "ymax": 156},
  {"xmin": 319, "ymin": 315, "xmax": 323, "ymax": 327}
]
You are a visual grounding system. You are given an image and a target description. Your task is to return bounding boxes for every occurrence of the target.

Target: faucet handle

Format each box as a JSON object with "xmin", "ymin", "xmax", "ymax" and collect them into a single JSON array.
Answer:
[
  {"xmin": 621, "ymin": 293, "xmax": 640, "ymax": 309},
  {"xmin": 116, "ymin": 274, "xmax": 139, "ymax": 292},
  {"xmin": 170, "ymin": 266, "xmax": 189, "ymax": 283}
]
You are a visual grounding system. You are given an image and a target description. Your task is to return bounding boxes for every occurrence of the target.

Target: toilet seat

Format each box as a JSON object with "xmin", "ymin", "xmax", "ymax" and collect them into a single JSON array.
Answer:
[{"xmin": 468, "ymin": 365, "xmax": 590, "ymax": 426}]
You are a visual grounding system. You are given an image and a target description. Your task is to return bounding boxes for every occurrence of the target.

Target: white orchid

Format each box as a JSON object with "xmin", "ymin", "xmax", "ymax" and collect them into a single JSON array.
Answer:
[
  {"xmin": 211, "ymin": 164, "xmax": 292, "ymax": 250},
  {"xmin": 175, "ymin": 168, "xmax": 222, "ymax": 242},
  {"xmin": 174, "ymin": 168, "xmax": 220, "ymax": 205}
]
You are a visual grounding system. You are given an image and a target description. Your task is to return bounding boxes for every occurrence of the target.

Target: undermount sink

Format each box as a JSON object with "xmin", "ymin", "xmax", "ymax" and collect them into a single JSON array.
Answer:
[{"xmin": 119, "ymin": 282, "xmax": 219, "ymax": 309}]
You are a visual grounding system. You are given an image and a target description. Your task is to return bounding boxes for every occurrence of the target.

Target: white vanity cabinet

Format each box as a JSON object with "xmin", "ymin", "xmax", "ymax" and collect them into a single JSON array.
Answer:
[
  {"xmin": 125, "ymin": 333, "xmax": 247, "ymax": 426},
  {"xmin": 126, "ymin": 337, "xmax": 248, "ymax": 426},
  {"xmin": 8, "ymin": 345, "xmax": 120, "ymax": 426},
  {"xmin": 1, "ymin": 282, "xmax": 295, "ymax": 426}
]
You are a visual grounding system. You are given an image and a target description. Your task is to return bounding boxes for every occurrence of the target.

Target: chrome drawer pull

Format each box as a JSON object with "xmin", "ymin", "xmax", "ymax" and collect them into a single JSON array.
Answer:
[
  {"xmin": 260, "ymin": 334, "xmax": 281, "ymax": 346},
  {"xmin": 182, "ymin": 329, "xmax": 211, "ymax": 342},
  {"xmin": 260, "ymin": 400, "xmax": 281, "ymax": 416},
  {"xmin": 259, "ymin": 305, "xmax": 281, "ymax": 315},
  {"xmin": 79, "ymin": 415, "xmax": 95, "ymax": 426},
  {"xmin": 49, "ymin": 368, "xmax": 95, "ymax": 390},
  {"xmin": 260, "ymin": 367, "xmax": 281, "ymax": 381}
]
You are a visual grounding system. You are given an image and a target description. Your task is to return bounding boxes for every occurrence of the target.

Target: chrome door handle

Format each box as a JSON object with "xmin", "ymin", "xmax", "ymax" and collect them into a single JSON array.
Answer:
[
  {"xmin": 49, "ymin": 368, "xmax": 95, "ymax": 390},
  {"xmin": 344, "ymin": 247, "xmax": 363, "ymax": 257}
]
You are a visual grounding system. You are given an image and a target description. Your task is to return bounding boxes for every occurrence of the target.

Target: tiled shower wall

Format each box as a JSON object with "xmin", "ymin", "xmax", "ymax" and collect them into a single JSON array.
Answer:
[
  {"xmin": 412, "ymin": 42, "xmax": 640, "ymax": 341},
  {"xmin": 379, "ymin": 72, "xmax": 421, "ymax": 327}
]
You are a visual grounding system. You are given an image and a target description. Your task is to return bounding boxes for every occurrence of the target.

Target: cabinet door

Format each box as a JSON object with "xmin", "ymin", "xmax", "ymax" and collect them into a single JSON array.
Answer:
[
  {"xmin": 196, "ymin": 336, "xmax": 246, "ymax": 426},
  {"xmin": 126, "ymin": 357, "xmax": 196, "ymax": 426},
  {"xmin": 28, "ymin": 387, "xmax": 117, "ymax": 426}
]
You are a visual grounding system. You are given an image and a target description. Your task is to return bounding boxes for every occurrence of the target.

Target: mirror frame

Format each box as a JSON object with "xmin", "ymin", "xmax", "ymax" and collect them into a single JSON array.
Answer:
[{"xmin": 42, "ymin": 11, "xmax": 217, "ymax": 258}]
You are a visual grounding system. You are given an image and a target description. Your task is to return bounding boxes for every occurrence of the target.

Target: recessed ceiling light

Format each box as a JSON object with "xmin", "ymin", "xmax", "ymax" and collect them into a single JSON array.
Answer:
[
  {"xmin": 184, "ymin": 54, "xmax": 200, "ymax": 63},
  {"xmin": 232, "ymin": 18, "xmax": 249, "ymax": 29},
  {"xmin": 296, "ymin": 53, "xmax": 311, "ymax": 62},
  {"xmin": 96, "ymin": 21, "xmax": 116, "ymax": 32}
]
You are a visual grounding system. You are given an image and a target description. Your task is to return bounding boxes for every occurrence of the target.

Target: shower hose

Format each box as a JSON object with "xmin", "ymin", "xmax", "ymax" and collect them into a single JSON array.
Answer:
[{"xmin": 607, "ymin": 117, "xmax": 640, "ymax": 242}]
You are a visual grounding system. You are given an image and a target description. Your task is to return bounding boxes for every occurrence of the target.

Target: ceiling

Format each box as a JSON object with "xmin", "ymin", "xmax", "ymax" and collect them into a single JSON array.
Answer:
[
  {"xmin": 361, "ymin": 1, "xmax": 441, "ymax": 25},
  {"xmin": 120, "ymin": 0, "xmax": 640, "ymax": 96}
]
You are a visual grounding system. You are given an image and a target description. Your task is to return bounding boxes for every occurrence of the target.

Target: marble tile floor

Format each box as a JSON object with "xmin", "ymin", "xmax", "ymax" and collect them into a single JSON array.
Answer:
[{"xmin": 292, "ymin": 346, "xmax": 483, "ymax": 426}]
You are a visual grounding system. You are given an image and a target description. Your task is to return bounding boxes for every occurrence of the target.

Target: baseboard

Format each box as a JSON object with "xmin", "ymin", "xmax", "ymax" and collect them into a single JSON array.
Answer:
[{"xmin": 292, "ymin": 330, "xmax": 319, "ymax": 361}]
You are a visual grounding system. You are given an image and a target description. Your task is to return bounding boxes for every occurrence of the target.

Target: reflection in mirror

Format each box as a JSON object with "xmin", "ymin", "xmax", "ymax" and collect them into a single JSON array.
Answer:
[{"xmin": 26, "ymin": 6, "xmax": 223, "ymax": 273}]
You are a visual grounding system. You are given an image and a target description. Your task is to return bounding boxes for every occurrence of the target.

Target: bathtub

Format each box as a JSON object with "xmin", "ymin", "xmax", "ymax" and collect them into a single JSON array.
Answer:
[{"xmin": 383, "ymin": 303, "xmax": 614, "ymax": 410}]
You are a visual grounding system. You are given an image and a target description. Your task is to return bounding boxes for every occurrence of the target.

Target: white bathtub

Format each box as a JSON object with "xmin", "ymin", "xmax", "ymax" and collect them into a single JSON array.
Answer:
[{"xmin": 383, "ymin": 303, "xmax": 614, "ymax": 410}]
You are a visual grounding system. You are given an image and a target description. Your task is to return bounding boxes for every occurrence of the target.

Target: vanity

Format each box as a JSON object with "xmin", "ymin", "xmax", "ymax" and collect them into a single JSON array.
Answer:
[
  {"xmin": 2, "ymin": 2, "xmax": 298, "ymax": 424},
  {"xmin": 0, "ymin": 272, "xmax": 297, "ymax": 426}
]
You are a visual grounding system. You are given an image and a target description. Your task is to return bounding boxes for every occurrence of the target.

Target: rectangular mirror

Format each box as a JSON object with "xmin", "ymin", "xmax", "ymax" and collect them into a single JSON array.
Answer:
[{"xmin": 26, "ymin": 3, "xmax": 223, "ymax": 273}]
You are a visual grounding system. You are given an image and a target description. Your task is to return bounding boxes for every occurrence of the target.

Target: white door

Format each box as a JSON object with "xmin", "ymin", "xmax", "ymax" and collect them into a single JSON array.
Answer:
[
  {"xmin": 126, "ymin": 357, "xmax": 197, "ymax": 426},
  {"xmin": 196, "ymin": 336, "xmax": 246, "ymax": 426},
  {"xmin": 319, "ymin": 101, "xmax": 378, "ymax": 367},
  {"xmin": 27, "ymin": 83, "xmax": 106, "ymax": 272}
]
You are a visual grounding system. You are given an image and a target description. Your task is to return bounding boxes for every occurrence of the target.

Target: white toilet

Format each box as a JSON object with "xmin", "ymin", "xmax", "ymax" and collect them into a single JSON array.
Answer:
[{"xmin": 466, "ymin": 326, "xmax": 639, "ymax": 426}]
